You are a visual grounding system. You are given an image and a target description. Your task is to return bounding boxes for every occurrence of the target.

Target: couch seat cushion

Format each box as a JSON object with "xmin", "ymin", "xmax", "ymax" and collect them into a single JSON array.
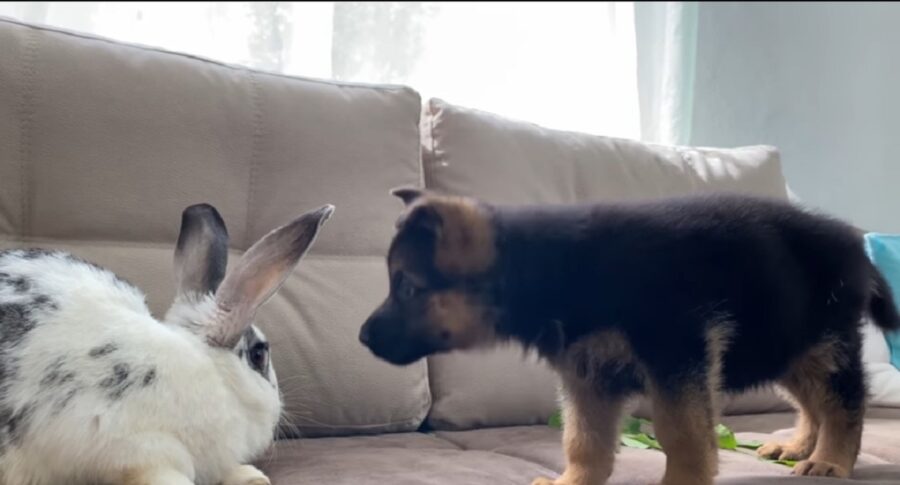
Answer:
[
  {"xmin": 260, "ymin": 410, "xmax": 900, "ymax": 484},
  {"xmin": 259, "ymin": 432, "xmax": 556, "ymax": 485},
  {"xmin": 435, "ymin": 412, "xmax": 900, "ymax": 484}
]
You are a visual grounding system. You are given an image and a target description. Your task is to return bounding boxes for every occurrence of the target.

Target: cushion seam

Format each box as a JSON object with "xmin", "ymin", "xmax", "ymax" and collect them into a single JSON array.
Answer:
[
  {"xmin": 412, "ymin": 91, "xmax": 427, "ymax": 190},
  {"xmin": 482, "ymin": 448, "xmax": 560, "ymax": 474},
  {"xmin": 17, "ymin": 25, "xmax": 39, "ymax": 240},
  {"xmin": 423, "ymin": 98, "xmax": 439, "ymax": 189},
  {"xmin": 296, "ymin": 414, "xmax": 424, "ymax": 430},
  {"xmin": 245, "ymin": 69, "xmax": 263, "ymax": 247}
]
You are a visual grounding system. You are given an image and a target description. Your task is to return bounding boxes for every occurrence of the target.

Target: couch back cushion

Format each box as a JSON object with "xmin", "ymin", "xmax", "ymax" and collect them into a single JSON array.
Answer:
[
  {"xmin": 421, "ymin": 98, "xmax": 792, "ymax": 430},
  {"xmin": 0, "ymin": 18, "xmax": 428, "ymax": 437}
]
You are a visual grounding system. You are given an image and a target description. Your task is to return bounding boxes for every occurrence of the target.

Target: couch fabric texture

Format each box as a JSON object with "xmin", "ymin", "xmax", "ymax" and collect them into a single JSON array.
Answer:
[
  {"xmin": 260, "ymin": 410, "xmax": 900, "ymax": 485},
  {"xmin": 1, "ymin": 17, "xmax": 898, "ymax": 485}
]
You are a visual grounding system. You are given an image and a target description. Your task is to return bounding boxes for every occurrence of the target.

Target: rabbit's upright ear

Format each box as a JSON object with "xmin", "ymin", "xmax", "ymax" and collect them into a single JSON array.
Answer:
[
  {"xmin": 209, "ymin": 205, "xmax": 335, "ymax": 348},
  {"xmin": 174, "ymin": 204, "xmax": 229, "ymax": 297}
]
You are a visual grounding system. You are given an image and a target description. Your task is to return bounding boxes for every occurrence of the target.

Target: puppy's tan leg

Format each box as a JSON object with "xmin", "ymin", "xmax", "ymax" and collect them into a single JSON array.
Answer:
[
  {"xmin": 785, "ymin": 340, "xmax": 865, "ymax": 478},
  {"xmin": 794, "ymin": 407, "xmax": 861, "ymax": 478},
  {"xmin": 649, "ymin": 383, "xmax": 717, "ymax": 485},
  {"xmin": 757, "ymin": 380, "xmax": 820, "ymax": 461},
  {"xmin": 532, "ymin": 379, "xmax": 625, "ymax": 485},
  {"xmin": 645, "ymin": 322, "xmax": 729, "ymax": 485}
]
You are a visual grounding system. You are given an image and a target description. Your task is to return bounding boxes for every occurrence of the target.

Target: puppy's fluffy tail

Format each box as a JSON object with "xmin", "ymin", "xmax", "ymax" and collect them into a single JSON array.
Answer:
[{"xmin": 870, "ymin": 269, "xmax": 900, "ymax": 332}]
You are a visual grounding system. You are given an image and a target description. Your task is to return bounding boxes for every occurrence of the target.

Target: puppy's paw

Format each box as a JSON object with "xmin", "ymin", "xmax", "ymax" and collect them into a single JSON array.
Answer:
[
  {"xmin": 757, "ymin": 442, "xmax": 812, "ymax": 461},
  {"xmin": 223, "ymin": 465, "xmax": 271, "ymax": 485},
  {"xmin": 757, "ymin": 441, "xmax": 785, "ymax": 459},
  {"xmin": 791, "ymin": 460, "xmax": 849, "ymax": 478}
]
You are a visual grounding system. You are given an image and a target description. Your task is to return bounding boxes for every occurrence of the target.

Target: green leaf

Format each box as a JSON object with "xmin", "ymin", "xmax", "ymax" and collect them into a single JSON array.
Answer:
[
  {"xmin": 736, "ymin": 439, "xmax": 764, "ymax": 450},
  {"xmin": 621, "ymin": 416, "xmax": 644, "ymax": 435},
  {"xmin": 622, "ymin": 432, "xmax": 662, "ymax": 450},
  {"xmin": 548, "ymin": 410, "xmax": 563, "ymax": 429},
  {"xmin": 637, "ymin": 433, "xmax": 663, "ymax": 450},
  {"xmin": 620, "ymin": 434, "xmax": 651, "ymax": 449},
  {"xmin": 715, "ymin": 424, "xmax": 738, "ymax": 450},
  {"xmin": 773, "ymin": 459, "xmax": 797, "ymax": 468},
  {"xmin": 551, "ymin": 415, "xmax": 771, "ymax": 459}
]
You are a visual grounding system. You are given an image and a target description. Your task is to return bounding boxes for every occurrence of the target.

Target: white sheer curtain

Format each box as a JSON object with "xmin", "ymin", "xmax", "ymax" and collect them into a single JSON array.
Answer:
[
  {"xmin": 634, "ymin": 2, "xmax": 697, "ymax": 146},
  {"xmin": 0, "ymin": 1, "xmax": 641, "ymax": 139}
]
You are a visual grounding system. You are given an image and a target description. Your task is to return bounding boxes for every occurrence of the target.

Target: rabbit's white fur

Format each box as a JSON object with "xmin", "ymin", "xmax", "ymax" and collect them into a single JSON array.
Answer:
[
  {"xmin": 0, "ymin": 203, "xmax": 333, "ymax": 485},
  {"xmin": 0, "ymin": 252, "xmax": 278, "ymax": 485}
]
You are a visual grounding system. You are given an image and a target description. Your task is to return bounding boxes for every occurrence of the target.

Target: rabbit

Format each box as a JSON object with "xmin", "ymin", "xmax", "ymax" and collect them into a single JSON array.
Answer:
[{"xmin": 0, "ymin": 202, "xmax": 334, "ymax": 485}]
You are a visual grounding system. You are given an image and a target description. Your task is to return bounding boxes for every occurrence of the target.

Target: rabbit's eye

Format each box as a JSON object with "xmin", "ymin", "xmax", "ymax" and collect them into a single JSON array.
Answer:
[{"xmin": 249, "ymin": 342, "xmax": 269, "ymax": 373}]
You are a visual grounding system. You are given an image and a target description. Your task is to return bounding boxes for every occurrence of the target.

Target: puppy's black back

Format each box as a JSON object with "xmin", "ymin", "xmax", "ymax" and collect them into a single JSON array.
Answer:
[{"xmin": 494, "ymin": 194, "xmax": 894, "ymax": 391}]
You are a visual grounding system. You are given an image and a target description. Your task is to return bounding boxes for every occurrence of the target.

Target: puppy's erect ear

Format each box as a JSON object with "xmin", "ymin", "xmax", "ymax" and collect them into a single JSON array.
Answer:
[
  {"xmin": 391, "ymin": 187, "xmax": 425, "ymax": 206},
  {"xmin": 398, "ymin": 203, "xmax": 443, "ymax": 237},
  {"xmin": 174, "ymin": 204, "xmax": 229, "ymax": 297}
]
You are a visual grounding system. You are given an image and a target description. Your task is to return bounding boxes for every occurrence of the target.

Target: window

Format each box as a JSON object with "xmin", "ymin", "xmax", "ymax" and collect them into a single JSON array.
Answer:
[{"xmin": 2, "ymin": 2, "xmax": 640, "ymax": 138}]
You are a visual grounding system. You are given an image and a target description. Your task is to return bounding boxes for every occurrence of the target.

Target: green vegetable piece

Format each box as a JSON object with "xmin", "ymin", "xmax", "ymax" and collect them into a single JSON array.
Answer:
[
  {"xmin": 715, "ymin": 424, "xmax": 738, "ymax": 450},
  {"xmin": 548, "ymin": 410, "xmax": 563, "ymax": 429},
  {"xmin": 620, "ymin": 434, "xmax": 651, "ymax": 449},
  {"xmin": 736, "ymin": 439, "xmax": 764, "ymax": 450},
  {"xmin": 621, "ymin": 416, "xmax": 644, "ymax": 435}
]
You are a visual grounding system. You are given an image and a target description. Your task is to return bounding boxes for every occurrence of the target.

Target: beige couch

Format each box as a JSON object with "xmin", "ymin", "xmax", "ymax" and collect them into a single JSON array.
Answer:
[{"xmin": 1, "ymin": 18, "xmax": 898, "ymax": 485}]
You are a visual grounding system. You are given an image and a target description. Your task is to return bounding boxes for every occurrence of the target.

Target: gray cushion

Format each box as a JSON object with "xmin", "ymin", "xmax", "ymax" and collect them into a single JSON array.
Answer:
[
  {"xmin": 259, "ymin": 432, "xmax": 556, "ymax": 485},
  {"xmin": 260, "ymin": 410, "xmax": 900, "ymax": 484},
  {"xmin": 0, "ymin": 17, "xmax": 428, "ymax": 437}
]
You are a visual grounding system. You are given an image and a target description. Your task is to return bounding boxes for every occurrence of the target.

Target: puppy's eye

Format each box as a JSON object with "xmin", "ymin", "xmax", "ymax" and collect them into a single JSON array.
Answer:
[
  {"xmin": 399, "ymin": 279, "xmax": 417, "ymax": 299},
  {"xmin": 396, "ymin": 274, "xmax": 419, "ymax": 300},
  {"xmin": 249, "ymin": 342, "xmax": 269, "ymax": 372}
]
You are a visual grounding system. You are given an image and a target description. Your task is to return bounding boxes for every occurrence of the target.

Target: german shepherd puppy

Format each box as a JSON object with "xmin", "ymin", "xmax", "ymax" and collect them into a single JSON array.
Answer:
[{"xmin": 359, "ymin": 188, "xmax": 900, "ymax": 485}]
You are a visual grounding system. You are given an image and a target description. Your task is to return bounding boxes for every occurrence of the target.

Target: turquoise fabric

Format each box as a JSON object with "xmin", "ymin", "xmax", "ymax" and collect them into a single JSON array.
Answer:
[{"xmin": 864, "ymin": 233, "xmax": 900, "ymax": 369}]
